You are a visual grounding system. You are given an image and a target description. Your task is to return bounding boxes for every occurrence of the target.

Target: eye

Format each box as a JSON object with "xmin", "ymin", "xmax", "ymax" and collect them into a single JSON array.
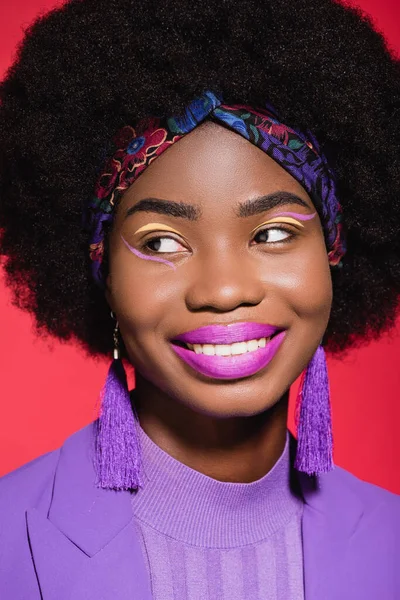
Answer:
[
  {"xmin": 253, "ymin": 226, "xmax": 293, "ymax": 244},
  {"xmin": 144, "ymin": 235, "xmax": 187, "ymax": 253}
]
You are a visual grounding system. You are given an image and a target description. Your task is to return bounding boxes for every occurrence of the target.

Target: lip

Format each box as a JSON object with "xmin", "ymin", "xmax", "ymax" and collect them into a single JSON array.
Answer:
[
  {"xmin": 172, "ymin": 322, "xmax": 282, "ymax": 345},
  {"xmin": 170, "ymin": 330, "xmax": 286, "ymax": 380}
]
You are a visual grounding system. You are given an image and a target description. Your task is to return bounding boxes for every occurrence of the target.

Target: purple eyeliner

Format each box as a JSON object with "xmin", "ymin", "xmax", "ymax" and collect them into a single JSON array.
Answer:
[
  {"xmin": 120, "ymin": 211, "xmax": 316, "ymax": 270},
  {"xmin": 272, "ymin": 211, "xmax": 316, "ymax": 221},
  {"xmin": 120, "ymin": 234, "xmax": 177, "ymax": 270}
]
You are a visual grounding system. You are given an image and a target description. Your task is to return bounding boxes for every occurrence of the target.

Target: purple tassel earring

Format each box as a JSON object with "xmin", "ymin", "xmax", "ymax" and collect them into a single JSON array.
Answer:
[
  {"xmin": 94, "ymin": 311, "xmax": 142, "ymax": 490},
  {"xmin": 294, "ymin": 344, "xmax": 334, "ymax": 475}
]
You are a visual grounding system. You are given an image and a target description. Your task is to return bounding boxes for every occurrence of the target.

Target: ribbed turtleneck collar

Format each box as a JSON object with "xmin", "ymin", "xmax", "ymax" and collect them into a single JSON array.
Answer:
[{"xmin": 130, "ymin": 425, "xmax": 303, "ymax": 548}]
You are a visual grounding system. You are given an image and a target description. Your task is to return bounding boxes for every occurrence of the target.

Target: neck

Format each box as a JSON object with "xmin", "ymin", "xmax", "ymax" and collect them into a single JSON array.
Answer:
[{"xmin": 132, "ymin": 376, "xmax": 289, "ymax": 483}]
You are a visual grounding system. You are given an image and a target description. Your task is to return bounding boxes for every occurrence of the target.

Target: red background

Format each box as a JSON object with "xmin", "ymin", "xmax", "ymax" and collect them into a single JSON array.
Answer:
[{"xmin": 0, "ymin": 0, "xmax": 399, "ymax": 492}]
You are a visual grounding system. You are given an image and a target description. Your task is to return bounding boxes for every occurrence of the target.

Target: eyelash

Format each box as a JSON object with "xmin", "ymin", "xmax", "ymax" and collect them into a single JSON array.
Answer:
[
  {"xmin": 251, "ymin": 225, "xmax": 296, "ymax": 246},
  {"xmin": 139, "ymin": 225, "xmax": 297, "ymax": 254}
]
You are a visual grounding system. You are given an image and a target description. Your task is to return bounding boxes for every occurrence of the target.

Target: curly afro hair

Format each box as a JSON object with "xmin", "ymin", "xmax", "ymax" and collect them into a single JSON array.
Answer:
[{"xmin": 0, "ymin": 0, "xmax": 400, "ymax": 359}]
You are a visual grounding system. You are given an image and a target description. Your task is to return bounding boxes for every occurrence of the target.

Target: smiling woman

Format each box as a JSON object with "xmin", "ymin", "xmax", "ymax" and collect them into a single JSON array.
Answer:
[
  {"xmin": 0, "ymin": 0, "xmax": 400, "ymax": 598},
  {"xmin": 100, "ymin": 119, "xmax": 333, "ymax": 480}
]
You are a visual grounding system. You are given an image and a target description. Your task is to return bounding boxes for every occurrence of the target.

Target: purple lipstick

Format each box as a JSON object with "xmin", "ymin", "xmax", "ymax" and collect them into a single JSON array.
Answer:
[{"xmin": 170, "ymin": 322, "xmax": 286, "ymax": 380}]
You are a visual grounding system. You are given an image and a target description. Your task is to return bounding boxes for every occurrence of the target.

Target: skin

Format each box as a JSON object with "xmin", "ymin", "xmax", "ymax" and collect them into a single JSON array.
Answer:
[{"xmin": 105, "ymin": 121, "xmax": 333, "ymax": 484}]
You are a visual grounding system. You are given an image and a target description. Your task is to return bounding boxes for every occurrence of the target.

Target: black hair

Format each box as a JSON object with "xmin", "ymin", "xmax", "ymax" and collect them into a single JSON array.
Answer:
[{"xmin": 0, "ymin": 0, "xmax": 399, "ymax": 358}]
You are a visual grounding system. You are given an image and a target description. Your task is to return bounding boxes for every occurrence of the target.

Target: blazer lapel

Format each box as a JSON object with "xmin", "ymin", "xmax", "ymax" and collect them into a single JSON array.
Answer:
[
  {"xmin": 295, "ymin": 436, "xmax": 365, "ymax": 600},
  {"xmin": 299, "ymin": 463, "xmax": 398, "ymax": 600},
  {"xmin": 290, "ymin": 418, "xmax": 379, "ymax": 600},
  {"xmin": 26, "ymin": 423, "xmax": 152, "ymax": 600}
]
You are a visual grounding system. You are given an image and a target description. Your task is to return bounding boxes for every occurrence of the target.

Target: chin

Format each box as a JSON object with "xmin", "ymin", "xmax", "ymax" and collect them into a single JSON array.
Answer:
[{"xmin": 174, "ymin": 380, "xmax": 287, "ymax": 419}]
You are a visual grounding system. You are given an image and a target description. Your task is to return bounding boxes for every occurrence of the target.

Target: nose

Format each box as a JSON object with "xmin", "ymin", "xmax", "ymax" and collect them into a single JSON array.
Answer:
[{"xmin": 184, "ymin": 251, "xmax": 265, "ymax": 312}]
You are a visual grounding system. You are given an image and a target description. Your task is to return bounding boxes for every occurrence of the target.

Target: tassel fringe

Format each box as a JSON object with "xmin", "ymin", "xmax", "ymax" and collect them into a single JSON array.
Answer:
[
  {"xmin": 93, "ymin": 346, "xmax": 333, "ymax": 486},
  {"xmin": 294, "ymin": 345, "xmax": 334, "ymax": 475},
  {"xmin": 94, "ymin": 358, "xmax": 142, "ymax": 490}
]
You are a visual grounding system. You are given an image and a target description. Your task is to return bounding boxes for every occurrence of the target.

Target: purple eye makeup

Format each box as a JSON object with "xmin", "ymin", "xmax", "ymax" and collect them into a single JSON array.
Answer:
[
  {"xmin": 120, "ymin": 234, "xmax": 177, "ymax": 270},
  {"xmin": 249, "ymin": 212, "xmax": 316, "ymax": 235},
  {"xmin": 270, "ymin": 211, "xmax": 317, "ymax": 222},
  {"xmin": 121, "ymin": 212, "xmax": 316, "ymax": 269}
]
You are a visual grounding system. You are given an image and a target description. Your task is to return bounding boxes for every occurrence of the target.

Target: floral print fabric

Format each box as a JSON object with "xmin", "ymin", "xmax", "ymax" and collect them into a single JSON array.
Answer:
[{"xmin": 84, "ymin": 91, "xmax": 345, "ymax": 288}]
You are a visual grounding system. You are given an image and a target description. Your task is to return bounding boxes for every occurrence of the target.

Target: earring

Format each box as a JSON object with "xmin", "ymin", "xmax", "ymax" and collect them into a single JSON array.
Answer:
[
  {"xmin": 94, "ymin": 310, "xmax": 142, "ymax": 490},
  {"xmin": 294, "ymin": 344, "xmax": 334, "ymax": 475}
]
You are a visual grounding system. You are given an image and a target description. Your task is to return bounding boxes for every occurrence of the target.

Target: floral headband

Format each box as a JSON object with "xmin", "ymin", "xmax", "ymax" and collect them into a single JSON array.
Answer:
[{"xmin": 84, "ymin": 91, "xmax": 346, "ymax": 288}]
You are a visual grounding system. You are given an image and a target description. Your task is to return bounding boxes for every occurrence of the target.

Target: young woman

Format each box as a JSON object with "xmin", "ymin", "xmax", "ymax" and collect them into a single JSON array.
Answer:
[{"xmin": 0, "ymin": 0, "xmax": 399, "ymax": 598}]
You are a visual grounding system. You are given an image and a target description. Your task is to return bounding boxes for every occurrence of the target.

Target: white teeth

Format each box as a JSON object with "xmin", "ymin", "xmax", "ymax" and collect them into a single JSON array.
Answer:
[
  {"xmin": 186, "ymin": 337, "xmax": 271, "ymax": 356},
  {"xmin": 202, "ymin": 344, "xmax": 215, "ymax": 356},
  {"xmin": 215, "ymin": 345, "xmax": 232, "ymax": 356},
  {"xmin": 231, "ymin": 342, "xmax": 248, "ymax": 355},
  {"xmin": 247, "ymin": 339, "xmax": 259, "ymax": 352}
]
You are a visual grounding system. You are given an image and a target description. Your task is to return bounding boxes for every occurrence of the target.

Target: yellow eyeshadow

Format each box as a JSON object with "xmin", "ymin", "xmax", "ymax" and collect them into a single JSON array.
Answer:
[
  {"xmin": 250, "ymin": 217, "xmax": 305, "ymax": 234},
  {"xmin": 134, "ymin": 218, "xmax": 304, "ymax": 237},
  {"xmin": 133, "ymin": 222, "xmax": 183, "ymax": 236}
]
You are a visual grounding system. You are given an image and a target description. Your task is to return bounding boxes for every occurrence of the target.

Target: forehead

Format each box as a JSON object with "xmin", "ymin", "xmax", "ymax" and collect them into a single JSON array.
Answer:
[{"xmin": 119, "ymin": 121, "xmax": 311, "ymax": 214}]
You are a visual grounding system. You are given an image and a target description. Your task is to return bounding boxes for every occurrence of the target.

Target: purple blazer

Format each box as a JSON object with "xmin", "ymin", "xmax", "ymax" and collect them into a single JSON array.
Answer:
[{"xmin": 0, "ymin": 421, "xmax": 399, "ymax": 599}]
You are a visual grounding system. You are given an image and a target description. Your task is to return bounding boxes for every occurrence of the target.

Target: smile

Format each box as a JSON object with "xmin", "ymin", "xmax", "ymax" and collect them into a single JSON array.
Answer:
[
  {"xmin": 184, "ymin": 336, "xmax": 271, "ymax": 356},
  {"xmin": 170, "ymin": 330, "xmax": 286, "ymax": 380}
]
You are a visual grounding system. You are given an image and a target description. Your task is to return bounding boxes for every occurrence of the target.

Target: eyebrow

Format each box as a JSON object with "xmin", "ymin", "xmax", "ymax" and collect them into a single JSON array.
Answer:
[
  {"xmin": 237, "ymin": 191, "xmax": 309, "ymax": 217},
  {"xmin": 124, "ymin": 198, "xmax": 200, "ymax": 221},
  {"xmin": 123, "ymin": 191, "xmax": 310, "ymax": 221}
]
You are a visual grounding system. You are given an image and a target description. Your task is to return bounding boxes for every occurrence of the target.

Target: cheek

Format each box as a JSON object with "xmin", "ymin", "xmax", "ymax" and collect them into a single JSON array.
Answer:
[
  {"xmin": 293, "ymin": 263, "xmax": 332, "ymax": 319},
  {"xmin": 108, "ymin": 247, "xmax": 184, "ymax": 335},
  {"xmin": 109, "ymin": 228, "xmax": 332, "ymax": 333},
  {"xmin": 262, "ymin": 242, "xmax": 333, "ymax": 322},
  {"xmin": 295, "ymin": 258, "xmax": 332, "ymax": 321}
]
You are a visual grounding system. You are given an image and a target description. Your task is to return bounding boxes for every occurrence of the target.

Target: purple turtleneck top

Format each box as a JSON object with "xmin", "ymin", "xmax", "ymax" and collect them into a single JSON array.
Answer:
[{"xmin": 130, "ymin": 426, "xmax": 305, "ymax": 599}]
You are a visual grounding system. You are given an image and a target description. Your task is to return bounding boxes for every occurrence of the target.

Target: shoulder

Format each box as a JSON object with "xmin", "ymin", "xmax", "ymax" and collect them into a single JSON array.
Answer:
[
  {"xmin": 0, "ymin": 443, "xmax": 62, "ymax": 596},
  {"xmin": 333, "ymin": 465, "xmax": 400, "ymax": 595},
  {"xmin": 296, "ymin": 445, "xmax": 400, "ymax": 535},
  {"xmin": 332, "ymin": 463, "xmax": 400, "ymax": 507},
  {"xmin": 290, "ymin": 426, "xmax": 400, "ymax": 523},
  {"xmin": 0, "ymin": 423, "xmax": 97, "ymax": 594},
  {"xmin": 0, "ymin": 446, "xmax": 60, "ymax": 505},
  {"xmin": 0, "ymin": 445, "xmax": 61, "ymax": 536},
  {"xmin": 0, "ymin": 422, "xmax": 96, "ymax": 528},
  {"xmin": 327, "ymin": 463, "xmax": 400, "ymax": 535}
]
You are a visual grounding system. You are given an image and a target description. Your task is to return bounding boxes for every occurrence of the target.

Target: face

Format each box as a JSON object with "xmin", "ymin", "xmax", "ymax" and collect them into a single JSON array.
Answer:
[{"xmin": 105, "ymin": 122, "xmax": 332, "ymax": 418}]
